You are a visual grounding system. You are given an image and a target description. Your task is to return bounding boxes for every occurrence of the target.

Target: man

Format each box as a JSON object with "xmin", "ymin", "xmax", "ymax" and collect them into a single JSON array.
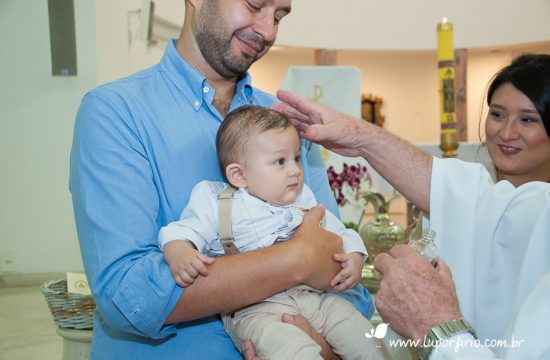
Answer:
[
  {"xmin": 272, "ymin": 90, "xmax": 550, "ymax": 359},
  {"xmin": 70, "ymin": 1, "xmax": 358, "ymax": 358}
]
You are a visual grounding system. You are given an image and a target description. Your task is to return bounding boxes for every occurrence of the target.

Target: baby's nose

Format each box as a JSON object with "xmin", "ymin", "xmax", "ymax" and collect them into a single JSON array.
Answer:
[{"xmin": 289, "ymin": 164, "xmax": 301, "ymax": 176}]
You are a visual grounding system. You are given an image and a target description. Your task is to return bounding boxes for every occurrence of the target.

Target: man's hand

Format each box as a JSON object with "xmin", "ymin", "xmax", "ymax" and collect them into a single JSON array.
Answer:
[
  {"xmin": 242, "ymin": 314, "xmax": 340, "ymax": 360},
  {"xmin": 331, "ymin": 252, "xmax": 364, "ymax": 291},
  {"xmin": 291, "ymin": 205, "xmax": 343, "ymax": 290},
  {"xmin": 163, "ymin": 240, "xmax": 215, "ymax": 287},
  {"xmin": 271, "ymin": 90, "xmax": 432, "ymax": 216},
  {"xmin": 271, "ymin": 90, "xmax": 368, "ymax": 159},
  {"xmin": 374, "ymin": 244, "xmax": 462, "ymax": 343}
]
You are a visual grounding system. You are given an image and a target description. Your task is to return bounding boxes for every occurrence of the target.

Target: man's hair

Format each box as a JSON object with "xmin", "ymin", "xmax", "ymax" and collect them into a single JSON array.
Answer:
[{"xmin": 216, "ymin": 105, "xmax": 293, "ymax": 173}]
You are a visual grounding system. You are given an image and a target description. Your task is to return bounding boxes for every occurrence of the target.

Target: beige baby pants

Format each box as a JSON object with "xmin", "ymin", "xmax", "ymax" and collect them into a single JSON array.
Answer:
[{"xmin": 222, "ymin": 286, "xmax": 390, "ymax": 360}]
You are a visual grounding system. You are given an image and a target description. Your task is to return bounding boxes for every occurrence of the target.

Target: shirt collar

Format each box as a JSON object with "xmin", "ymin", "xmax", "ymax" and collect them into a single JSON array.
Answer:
[
  {"xmin": 236, "ymin": 73, "xmax": 254, "ymax": 103},
  {"xmin": 159, "ymin": 39, "xmax": 255, "ymax": 112},
  {"xmin": 237, "ymin": 187, "xmax": 298, "ymax": 210}
]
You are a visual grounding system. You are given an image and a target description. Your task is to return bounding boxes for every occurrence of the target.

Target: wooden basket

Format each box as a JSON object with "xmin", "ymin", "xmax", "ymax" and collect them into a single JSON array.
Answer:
[{"xmin": 41, "ymin": 279, "xmax": 95, "ymax": 330}]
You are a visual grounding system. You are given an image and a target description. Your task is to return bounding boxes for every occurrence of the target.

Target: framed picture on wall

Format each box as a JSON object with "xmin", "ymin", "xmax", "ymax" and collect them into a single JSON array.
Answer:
[{"xmin": 361, "ymin": 94, "xmax": 385, "ymax": 127}]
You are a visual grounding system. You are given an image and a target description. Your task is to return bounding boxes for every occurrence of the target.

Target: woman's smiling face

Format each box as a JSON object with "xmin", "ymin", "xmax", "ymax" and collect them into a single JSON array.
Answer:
[{"xmin": 485, "ymin": 82, "xmax": 550, "ymax": 185}]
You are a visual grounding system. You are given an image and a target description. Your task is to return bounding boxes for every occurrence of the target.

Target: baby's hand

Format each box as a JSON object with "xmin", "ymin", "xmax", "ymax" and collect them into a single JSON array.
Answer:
[
  {"xmin": 163, "ymin": 240, "xmax": 215, "ymax": 287},
  {"xmin": 330, "ymin": 252, "xmax": 365, "ymax": 291}
]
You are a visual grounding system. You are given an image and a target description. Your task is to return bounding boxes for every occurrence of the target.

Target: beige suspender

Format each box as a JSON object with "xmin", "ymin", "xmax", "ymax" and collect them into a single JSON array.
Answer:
[{"xmin": 217, "ymin": 184, "xmax": 240, "ymax": 255}]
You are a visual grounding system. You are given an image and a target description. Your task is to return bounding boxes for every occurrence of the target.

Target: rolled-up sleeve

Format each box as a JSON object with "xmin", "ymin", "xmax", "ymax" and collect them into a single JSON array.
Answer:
[{"xmin": 70, "ymin": 91, "xmax": 182, "ymax": 339}]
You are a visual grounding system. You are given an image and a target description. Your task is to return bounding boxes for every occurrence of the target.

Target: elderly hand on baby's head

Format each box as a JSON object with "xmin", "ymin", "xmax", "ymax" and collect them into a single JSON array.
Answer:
[
  {"xmin": 271, "ymin": 90, "xmax": 369, "ymax": 159},
  {"xmin": 374, "ymin": 245, "xmax": 462, "ymax": 343}
]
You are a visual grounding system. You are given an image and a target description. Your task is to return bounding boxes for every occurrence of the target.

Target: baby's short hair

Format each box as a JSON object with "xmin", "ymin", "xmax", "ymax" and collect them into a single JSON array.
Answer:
[{"xmin": 216, "ymin": 105, "xmax": 293, "ymax": 172}]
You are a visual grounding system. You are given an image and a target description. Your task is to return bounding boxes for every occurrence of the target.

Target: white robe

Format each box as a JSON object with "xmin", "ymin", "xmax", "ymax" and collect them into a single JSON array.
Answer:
[{"xmin": 428, "ymin": 157, "xmax": 550, "ymax": 359}]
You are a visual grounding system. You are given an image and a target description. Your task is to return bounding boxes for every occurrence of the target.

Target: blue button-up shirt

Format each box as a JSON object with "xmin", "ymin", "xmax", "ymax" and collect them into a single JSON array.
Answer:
[{"xmin": 70, "ymin": 40, "xmax": 346, "ymax": 359}]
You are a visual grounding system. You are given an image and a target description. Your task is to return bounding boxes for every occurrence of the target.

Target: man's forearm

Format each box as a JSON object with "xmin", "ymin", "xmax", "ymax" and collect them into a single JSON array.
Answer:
[
  {"xmin": 357, "ymin": 122, "xmax": 432, "ymax": 215},
  {"xmin": 167, "ymin": 243, "xmax": 301, "ymax": 323},
  {"xmin": 166, "ymin": 206, "xmax": 343, "ymax": 323},
  {"xmin": 166, "ymin": 232, "xmax": 342, "ymax": 323}
]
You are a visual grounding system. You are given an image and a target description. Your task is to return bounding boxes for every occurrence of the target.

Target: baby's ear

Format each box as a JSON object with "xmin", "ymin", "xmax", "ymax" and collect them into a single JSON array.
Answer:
[{"xmin": 226, "ymin": 163, "xmax": 247, "ymax": 188}]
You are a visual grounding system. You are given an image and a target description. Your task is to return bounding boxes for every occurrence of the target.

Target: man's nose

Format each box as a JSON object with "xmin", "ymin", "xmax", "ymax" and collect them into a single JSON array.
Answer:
[{"xmin": 252, "ymin": 12, "xmax": 277, "ymax": 44}]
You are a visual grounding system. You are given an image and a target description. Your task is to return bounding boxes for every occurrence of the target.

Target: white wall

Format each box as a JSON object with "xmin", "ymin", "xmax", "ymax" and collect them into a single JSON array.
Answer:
[
  {"xmin": 0, "ymin": 0, "xmax": 97, "ymax": 274},
  {"xmin": 123, "ymin": 0, "xmax": 550, "ymax": 51},
  {"xmin": 277, "ymin": 0, "xmax": 550, "ymax": 50},
  {"xmin": 95, "ymin": 1, "xmax": 130, "ymax": 85},
  {"xmin": 337, "ymin": 51, "xmax": 440, "ymax": 143}
]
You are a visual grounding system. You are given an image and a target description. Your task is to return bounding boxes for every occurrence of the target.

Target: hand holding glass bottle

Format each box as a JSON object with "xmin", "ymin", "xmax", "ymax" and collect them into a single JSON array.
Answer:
[{"xmin": 409, "ymin": 229, "xmax": 439, "ymax": 263}]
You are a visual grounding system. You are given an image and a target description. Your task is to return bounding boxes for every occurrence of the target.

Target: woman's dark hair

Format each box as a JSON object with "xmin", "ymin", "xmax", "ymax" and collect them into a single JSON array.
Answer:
[{"xmin": 487, "ymin": 53, "xmax": 550, "ymax": 137}]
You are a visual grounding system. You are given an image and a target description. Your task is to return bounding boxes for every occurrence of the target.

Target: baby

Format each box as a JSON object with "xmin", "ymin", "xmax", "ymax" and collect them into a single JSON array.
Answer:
[{"xmin": 159, "ymin": 106, "xmax": 389, "ymax": 359}]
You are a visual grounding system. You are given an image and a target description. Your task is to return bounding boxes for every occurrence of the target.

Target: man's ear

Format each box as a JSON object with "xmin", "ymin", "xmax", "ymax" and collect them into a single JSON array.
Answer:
[{"xmin": 226, "ymin": 163, "xmax": 247, "ymax": 188}]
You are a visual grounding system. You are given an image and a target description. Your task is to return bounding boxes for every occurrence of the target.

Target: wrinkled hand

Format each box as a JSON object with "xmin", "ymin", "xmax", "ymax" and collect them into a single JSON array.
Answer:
[
  {"xmin": 242, "ymin": 314, "xmax": 339, "ymax": 360},
  {"xmin": 331, "ymin": 252, "xmax": 364, "ymax": 291},
  {"xmin": 374, "ymin": 245, "xmax": 462, "ymax": 343},
  {"xmin": 163, "ymin": 240, "xmax": 215, "ymax": 287},
  {"xmin": 271, "ymin": 90, "xmax": 368, "ymax": 158},
  {"xmin": 292, "ymin": 205, "xmax": 343, "ymax": 290}
]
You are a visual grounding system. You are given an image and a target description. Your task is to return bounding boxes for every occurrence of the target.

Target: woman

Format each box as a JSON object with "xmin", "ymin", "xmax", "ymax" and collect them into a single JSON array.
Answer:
[{"xmin": 484, "ymin": 54, "xmax": 550, "ymax": 186}]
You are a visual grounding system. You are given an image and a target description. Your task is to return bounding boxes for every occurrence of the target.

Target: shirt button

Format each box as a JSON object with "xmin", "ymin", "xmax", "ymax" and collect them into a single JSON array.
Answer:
[
  {"xmin": 194, "ymin": 100, "xmax": 200, "ymax": 107},
  {"xmin": 203, "ymin": 86, "xmax": 210, "ymax": 93}
]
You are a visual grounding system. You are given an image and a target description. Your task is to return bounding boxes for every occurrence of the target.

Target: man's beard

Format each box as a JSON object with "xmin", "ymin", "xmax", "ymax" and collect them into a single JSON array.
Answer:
[{"xmin": 194, "ymin": 3, "xmax": 267, "ymax": 78}]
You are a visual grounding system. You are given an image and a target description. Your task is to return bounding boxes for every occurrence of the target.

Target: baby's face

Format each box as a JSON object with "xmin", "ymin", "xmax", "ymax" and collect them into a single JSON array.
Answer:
[{"xmin": 242, "ymin": 126, "xmax": 304, "ymax": 205}]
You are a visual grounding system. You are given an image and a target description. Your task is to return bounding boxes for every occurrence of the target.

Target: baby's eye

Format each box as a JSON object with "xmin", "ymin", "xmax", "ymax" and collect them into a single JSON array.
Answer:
[
  {"xmin": 294, "ymin": 155, "xmax": 301, "ymax": 163},
  {"xmin": 275, "ymin": 158, "xmax": 285, "ymax": 165}
]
